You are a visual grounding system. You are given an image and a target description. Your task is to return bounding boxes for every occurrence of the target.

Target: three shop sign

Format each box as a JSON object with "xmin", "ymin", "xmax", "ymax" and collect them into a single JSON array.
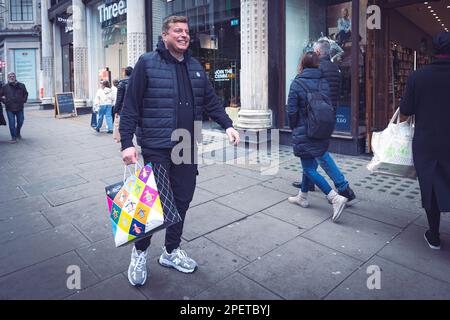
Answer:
[{"xmin": 98, "ymin": 0, "xmax": 127, "ymax": 28}]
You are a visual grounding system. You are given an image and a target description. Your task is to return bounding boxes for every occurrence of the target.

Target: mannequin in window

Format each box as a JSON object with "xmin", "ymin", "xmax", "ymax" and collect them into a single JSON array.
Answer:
[{"xmin": 336, "ymin": 8, "xmax": 352, "ymax": 47}]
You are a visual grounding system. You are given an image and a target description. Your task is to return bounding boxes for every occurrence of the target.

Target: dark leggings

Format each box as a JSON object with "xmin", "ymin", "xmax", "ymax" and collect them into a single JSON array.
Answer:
[
  {"xmin": 426, "ymin": 188, "xmax": 441, "ymax": 237},
  {"xmin": 135, "ymin": 160, "xmax": 197, "ymax": 254}
]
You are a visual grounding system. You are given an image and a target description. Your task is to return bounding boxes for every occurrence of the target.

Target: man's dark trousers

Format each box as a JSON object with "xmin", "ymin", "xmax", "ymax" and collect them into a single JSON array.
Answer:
[{"xmin": 134, "ymin": 157, "xmax": 197, "ymax": 254}]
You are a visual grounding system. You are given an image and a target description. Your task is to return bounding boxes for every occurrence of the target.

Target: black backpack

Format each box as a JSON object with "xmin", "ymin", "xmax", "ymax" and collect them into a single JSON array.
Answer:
[{"xmin": 297, "ymin": 80, "xmax": 336, "ymax": 140}]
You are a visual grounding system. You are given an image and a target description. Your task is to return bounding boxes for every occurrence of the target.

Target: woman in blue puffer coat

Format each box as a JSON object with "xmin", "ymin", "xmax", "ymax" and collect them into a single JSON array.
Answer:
[{"xmin": 286, "ymin": 52, "xmax": 348, "ymax": 222}]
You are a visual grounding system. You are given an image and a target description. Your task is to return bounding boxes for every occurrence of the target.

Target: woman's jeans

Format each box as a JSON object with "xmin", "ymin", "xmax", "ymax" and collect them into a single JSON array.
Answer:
[
  {"xmin": 7, "ymin": 111, "xmax": 24, "ymax": 139},
  {"xmin": 97, "ymin": 105, "xmax": 113, "ymax": 132},
  {"xmin": 301, "ymin": 152, "xmax": 349, "ymax": 195}
]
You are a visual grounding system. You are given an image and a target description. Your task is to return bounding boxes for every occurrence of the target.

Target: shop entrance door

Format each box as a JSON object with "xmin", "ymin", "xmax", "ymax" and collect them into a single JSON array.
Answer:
[{"xmin": 62, "ymin": 44, "xmax": 74, "ymax": 93}]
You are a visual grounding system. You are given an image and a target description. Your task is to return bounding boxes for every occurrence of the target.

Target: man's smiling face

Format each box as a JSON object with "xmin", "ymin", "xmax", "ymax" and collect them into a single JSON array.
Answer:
[{"xmin": 163, "ymin": 22, "xmax": 191, "ymax": 55}]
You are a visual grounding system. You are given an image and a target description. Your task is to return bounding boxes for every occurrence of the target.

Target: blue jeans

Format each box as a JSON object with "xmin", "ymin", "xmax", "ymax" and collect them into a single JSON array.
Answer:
[
  {"xmin": 301, "ymin": 152, "xmax": 349, "ymax": 195},
  {"xmin": 7, "ymin": 111, "xmax": 24, "ymax": 139},
  {"xmin": 96, "ymin": 105, "xmax": 113, "ymax": 132}
]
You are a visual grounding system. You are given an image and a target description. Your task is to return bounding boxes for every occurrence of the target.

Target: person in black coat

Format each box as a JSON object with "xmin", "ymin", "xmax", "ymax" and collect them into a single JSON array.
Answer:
[
  {"xmin": 400, "ymin": 32, "xmax": 450, "ymax": 250},
  {"xmin": 113, "ymin": 66, "xmax": 133, "ymax": 117},
  {"xmin": 1, "ymin": 72, "xmax": 28, "ymax": 143},
  {"xmin": 112, "ymin": 67, "xmax": 133, "ymax": 143},
  {"xmin": 316, "ymin": 40, "xmax": 341, "ymax": 108},
  {"xmin": 287, "ymin": 52, "xmax": 349, "ymax": 223},
  {"xmin": 120, "ymin": 16, "xmax": 240, "ymax": 287},
  {"xmin": 292, "ymin": 40, "xmax": 356, "ymax": 203}
]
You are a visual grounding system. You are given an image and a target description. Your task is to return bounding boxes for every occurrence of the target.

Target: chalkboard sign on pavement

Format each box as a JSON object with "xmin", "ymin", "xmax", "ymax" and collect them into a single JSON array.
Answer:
[{"xmin": 55, "ymin": 93, "xmax": 77, "ymax": 118}]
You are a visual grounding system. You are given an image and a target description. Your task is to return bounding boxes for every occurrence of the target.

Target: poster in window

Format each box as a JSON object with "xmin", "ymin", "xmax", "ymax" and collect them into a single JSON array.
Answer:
[{"xmin": 14, "ymin": 49, "xmax": 37, "ymax": 100}]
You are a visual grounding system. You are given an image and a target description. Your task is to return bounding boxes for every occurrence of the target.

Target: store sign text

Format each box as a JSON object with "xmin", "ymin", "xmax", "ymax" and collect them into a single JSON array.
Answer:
[
  {"xmin": 56, "ymin": 15, "xmax": 73, "ymax": 33},
  {"xmin": 215, "ymin": 69, "xmax": 234, "ymax": 82},
  {"xmin": 98, "ymin": 0, "xmax": 127, "ymax": 24}
]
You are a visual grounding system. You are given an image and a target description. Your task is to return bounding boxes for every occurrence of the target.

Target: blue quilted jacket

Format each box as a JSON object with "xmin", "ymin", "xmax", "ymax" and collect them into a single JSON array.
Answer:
[
  {"xmin": 287, "ymin": 68, "xmax": 331, "ymax": 159},
  {"xmin": 120, "ymin": 40, "xmax": 233, "ymax": 151}
]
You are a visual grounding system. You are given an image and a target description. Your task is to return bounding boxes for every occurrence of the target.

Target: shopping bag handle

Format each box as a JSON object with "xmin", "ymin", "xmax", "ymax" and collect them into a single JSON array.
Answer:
[
  {"xmin": 390, "ymin": 108, "xmax": 415, "ymax": 135},
  {"xmin": 389, "ymin": 108, "xmax": 401, "ymax": 125},
  {"xmin": 123, "ymin": 162, "xmax": 143, "ymax": 182}
]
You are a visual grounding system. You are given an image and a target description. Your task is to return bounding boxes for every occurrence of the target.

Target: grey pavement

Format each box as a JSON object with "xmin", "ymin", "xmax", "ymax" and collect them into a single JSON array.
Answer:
[{"xmin": 0, "ymin": 107, "xmax": 449, "ymax": 300}]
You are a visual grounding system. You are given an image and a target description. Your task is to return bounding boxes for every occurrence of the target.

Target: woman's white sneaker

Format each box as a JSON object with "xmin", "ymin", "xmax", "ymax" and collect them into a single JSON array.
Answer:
[
  {"xmin": 327, "ymin": 191, "xmax": 348, "ymax": 223},
  {"xmin": 288, "ymin": 193, "xmax": 310, "ymax": 208}
]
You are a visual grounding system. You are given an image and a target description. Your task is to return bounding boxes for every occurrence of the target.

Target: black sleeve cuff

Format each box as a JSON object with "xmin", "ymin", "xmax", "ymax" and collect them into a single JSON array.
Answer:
[{"xmin": 121, "ymin": 140, "xmax": 135, "ymax": 151}]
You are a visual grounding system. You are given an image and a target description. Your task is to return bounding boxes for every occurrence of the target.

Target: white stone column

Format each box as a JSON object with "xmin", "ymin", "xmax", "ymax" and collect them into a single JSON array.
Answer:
[
  {"xmin": 52, "ymin": 23, "xmax": 63, "ymax": 94},
  {"xmin": 127, "ymin": 0, "xmax": 147, "ymax": 67},
  {"xmin": 40, "ymin": 0, "xmax": 54, "ymax": 106},
  {"xmin": 238, "ymin": 0, "xmax": 271, "ymax": 129},
  {"xmin": 72, "ymin": 0, "xmax": 88, "ymax": 107}
]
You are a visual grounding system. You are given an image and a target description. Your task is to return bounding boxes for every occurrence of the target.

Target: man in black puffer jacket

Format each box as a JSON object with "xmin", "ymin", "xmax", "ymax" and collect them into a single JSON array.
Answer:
[{"xmin": 120, "ymin": 15, "xmax": 240, "ymax": 287}]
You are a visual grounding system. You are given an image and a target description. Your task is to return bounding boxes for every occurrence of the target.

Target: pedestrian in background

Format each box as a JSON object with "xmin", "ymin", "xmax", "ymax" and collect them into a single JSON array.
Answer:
[
  {"xmin": 113, "ymin": 67, "xmax": 134, "ymax": 143},
  {"xmin": 94, "ymin": 80, "xmax": 115, "ymax": 134},
  {"xmin": 1, "ymin": 72, "xmax": 28, "ymax": 144},
  {"xmin": 400, "ymin": 32, "xmax": 450, "ymax": 250},
  {"xmin": 287, "ymin": 52, "xmax": 348, "ymax": 222},
  {"xmin": 292, "ymin": 40, "xmax": 356, "ymax": 204},
  {"xmin": 112, "ymin": 79, "xmax": 119, "ymax": 123},
  {"xmin": 0, "ymin": 99, "xmax": 6, "ymax": 127}
]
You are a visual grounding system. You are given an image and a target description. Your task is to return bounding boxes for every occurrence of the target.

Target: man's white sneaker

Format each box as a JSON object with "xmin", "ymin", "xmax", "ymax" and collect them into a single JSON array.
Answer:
[
  {"xmin": 159, "ymin": 247, "xmax": 198, "ymax": 274},
  {"xmin": 288, "ymin": 193, "xmax": 310, "ymax": 208},
  {"xmin": 128, "ymin": 247, "xmax": 148, "ymax": 287},
  {"xmin": 327, "ymin": 191, "xmax": 348, "ymax": 223}
]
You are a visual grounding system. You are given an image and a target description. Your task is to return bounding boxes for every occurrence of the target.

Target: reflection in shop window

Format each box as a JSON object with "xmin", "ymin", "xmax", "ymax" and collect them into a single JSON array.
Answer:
[{"xmin": 156, "ymin": 0, "xmax": 241, "ymax": 116}]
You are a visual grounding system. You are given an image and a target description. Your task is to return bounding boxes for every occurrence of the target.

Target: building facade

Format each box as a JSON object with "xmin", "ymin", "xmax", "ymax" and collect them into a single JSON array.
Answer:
[
  {"xmin": 40, "ymin": 0, "xmax": 444, "ymax": 155},
  {"xmin": 0, "ymin": 0, "xmax": 41, "ymax": 102}
]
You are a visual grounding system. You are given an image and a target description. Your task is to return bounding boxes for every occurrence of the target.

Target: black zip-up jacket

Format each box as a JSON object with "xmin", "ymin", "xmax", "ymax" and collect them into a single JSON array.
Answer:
[
  {"xmin": 113, "ymin": 77, "xmax": 129, "ymax": 115},
  {"xmin": 1, "ymin": 82, "xmax": 28, "ymax": 112},
  {"xmin": 319, "ymin": 56, "xmax": 341, "ymax": 109},
  {"xmin": 120, "ymin": 40, "xmax": 233, "ymax": 151}
]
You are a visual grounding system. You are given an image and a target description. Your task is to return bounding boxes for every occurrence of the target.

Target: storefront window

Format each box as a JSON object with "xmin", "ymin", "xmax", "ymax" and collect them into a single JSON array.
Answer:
[
  {"xmin": 285, "ymin": 0, "xmax": 327, "ymax": 127},
  {"xmin": 154, "ymin": 0, "xmax": 241, "ymax": 111},
  {"xmin": 102, "ymin": 20, "xmax": 127, "ymax": 81},
  {"xmin": 94, "ymin": 0, "xmax": 128, "ymax": 82},
  {"xmin": 326, "ymin": 0, "xmax": 367, "ymax": 134},
  {"xmin": 284, "ymin": 0, "xmax": 367, "ymax": 134}
]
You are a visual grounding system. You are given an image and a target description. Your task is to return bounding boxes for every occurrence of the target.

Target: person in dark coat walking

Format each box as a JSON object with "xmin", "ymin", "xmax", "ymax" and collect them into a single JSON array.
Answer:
[
  {"xmin": 292, "ymin": 40, "xmax": 356, "ymax": 203},
  {"xmin": 1, "ymin": 72, "xmax": 28, "ymax": 143},
  {"xmin": 112, "ymin": 66, "xmax": 133, "ymax": 143},
  {"xmin": 287, "ymin": 52, "xmax": 349, "ymax": 222},
  {"xmin": 400, "ymin": 32, "xmax": 450, "ymax": 250},
  {"xmin": 120, "ymin": 16, "xmax": 240, "ymax": 287},
  {"xmin": 113, "ymin": 66, "xmax": 133, "ymax": 117},
  {"xmin": 316, "ymin": 40, "xmax": 341, "ymax": 108}
]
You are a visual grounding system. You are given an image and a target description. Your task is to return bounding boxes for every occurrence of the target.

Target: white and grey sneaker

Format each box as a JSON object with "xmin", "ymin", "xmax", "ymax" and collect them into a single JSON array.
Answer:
[
  {"xmin": 327, "ymin": 191, "xmax": 348, "ymax": 223},
  {"xmin": 128, "ymin": 247, "xmax": 148, "ymax": 287},
  {"xmin": 288, "ymin": 193, "xmax": 310, "ymax": 208},
  {"xmin": 159, "ymin": 247, "xmax": 198, "ymax": 274}
]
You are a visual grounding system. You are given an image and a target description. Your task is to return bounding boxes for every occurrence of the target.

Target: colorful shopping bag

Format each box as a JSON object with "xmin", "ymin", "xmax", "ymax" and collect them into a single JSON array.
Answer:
[{"xmin": 105, "ymin": 163, "xmax": 181, "ymax": 247}]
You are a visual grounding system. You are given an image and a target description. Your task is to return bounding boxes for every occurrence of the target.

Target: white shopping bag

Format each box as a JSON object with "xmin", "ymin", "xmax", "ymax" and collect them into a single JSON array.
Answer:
[{"xmin": 368, "ymin": 108, "xmax": 417, "ymax": 179}]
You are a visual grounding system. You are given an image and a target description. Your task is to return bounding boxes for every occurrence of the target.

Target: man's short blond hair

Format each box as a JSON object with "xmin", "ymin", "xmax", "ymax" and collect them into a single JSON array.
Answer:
[{"xmin": 162, "ymin": 16, "xmax": 189, "ymax": 33}]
